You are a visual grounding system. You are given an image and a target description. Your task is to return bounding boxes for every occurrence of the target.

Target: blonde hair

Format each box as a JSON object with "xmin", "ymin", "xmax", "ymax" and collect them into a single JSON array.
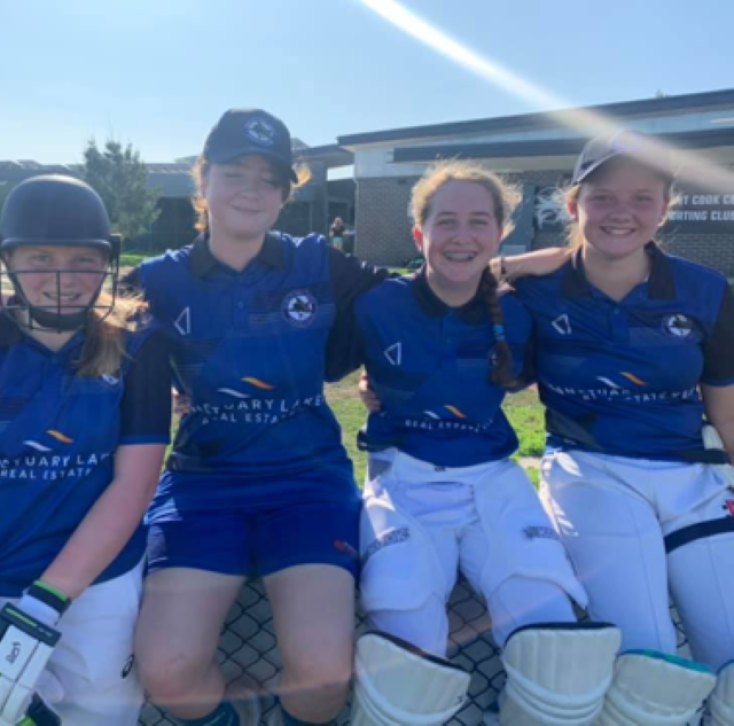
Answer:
[
  {"xmin": 411, "ymin": 160, "xmax": 523, "ymax": 389},
  {"xmin": 75, "ymin": 292, "xmax": 150, "ymax": 378},
  {"xmin": 191, "ymin": 155, "xmax": 311, "ymax": 234},
  {"xmin": 564, "ymin": 158, "xmax": 677, "ymax": 248},
  {"xmin": 411, "ymin": 160, "xmax": 520, "ymax": 235}
]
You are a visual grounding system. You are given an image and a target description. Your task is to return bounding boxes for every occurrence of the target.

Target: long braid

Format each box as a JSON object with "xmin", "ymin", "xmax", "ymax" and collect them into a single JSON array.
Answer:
[{"xmin": 481, "ymin": 269, "xmax": 520, "ymax": 389}]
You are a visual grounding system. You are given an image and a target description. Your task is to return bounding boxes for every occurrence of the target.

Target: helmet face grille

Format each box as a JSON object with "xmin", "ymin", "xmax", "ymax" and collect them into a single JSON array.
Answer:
[
  {"xmin": 0, "ymin": 175, "xmax": 120, "ymax": 332},
  {"xmin": 1, "ymin": 260, "xmax": 119, "ymax": 333}
]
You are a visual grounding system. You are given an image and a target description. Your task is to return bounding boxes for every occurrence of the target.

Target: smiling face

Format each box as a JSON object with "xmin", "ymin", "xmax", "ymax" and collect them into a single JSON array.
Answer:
[
  {"xmin": 414, "ymin": 180, "xmax": 503, "ymax": 305},
  {"xmin": 569, "ymin": 159, "xmax": 670, "ymax": 262},
  {"xmin": 6, "ymin": 245, "xmax": 107, "ymax": 314},
  {"xmin": 202, "ymin": 155, "xmax": 286, "ymax": 243}
]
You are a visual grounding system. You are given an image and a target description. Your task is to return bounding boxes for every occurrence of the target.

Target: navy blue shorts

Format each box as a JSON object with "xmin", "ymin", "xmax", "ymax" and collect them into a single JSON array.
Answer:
[{"xmin": 146, "ymin": 497, "xmax": 361, "ymax": 579}]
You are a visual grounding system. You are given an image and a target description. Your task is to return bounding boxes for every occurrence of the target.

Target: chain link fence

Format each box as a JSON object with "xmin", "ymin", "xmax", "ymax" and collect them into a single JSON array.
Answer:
[{"xmin": 139, "ymin": 579, "xmax": 689, "ymax": 726}]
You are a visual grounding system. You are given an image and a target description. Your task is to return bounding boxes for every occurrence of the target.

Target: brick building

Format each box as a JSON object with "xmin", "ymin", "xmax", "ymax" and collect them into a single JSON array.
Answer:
[{"xmin": 339, "ymin": 88, "xmax": 734, "ymax": 275}]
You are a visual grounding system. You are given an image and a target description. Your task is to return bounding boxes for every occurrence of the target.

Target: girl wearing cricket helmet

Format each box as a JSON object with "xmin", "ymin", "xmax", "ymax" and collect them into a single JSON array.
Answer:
[
  {"xmin": 0, "ymin": 175, "xmax": 171, "ymax": 725},
  {"xmin": 501, "ymin": 130, "xmax": 734, "ymax": 724}
]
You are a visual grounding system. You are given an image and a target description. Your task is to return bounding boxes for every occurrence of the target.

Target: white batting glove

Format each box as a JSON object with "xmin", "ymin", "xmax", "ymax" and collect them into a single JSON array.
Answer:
[{"xmin": 0, "ymin": 583, "xmax": 68, "ymax": 725}]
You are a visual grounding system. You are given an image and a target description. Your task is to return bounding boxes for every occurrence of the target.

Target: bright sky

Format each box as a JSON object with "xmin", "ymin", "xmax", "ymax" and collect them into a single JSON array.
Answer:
[{"xmin": 2, "ymin": 0, "xmax": 733, "ymax": 164}]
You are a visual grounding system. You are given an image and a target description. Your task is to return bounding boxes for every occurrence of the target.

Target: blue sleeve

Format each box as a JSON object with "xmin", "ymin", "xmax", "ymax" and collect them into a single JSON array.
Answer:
[
  {"xmin": 120, "ymin": 329, "xmax": 172, "ymax": 445},
  {"xmin": 703, "ymin": 285, "xmax": 734, "ymax": 386},
  {"xmin": 324, "ymin": 249, "xmax": 389, "ymax": 381}
]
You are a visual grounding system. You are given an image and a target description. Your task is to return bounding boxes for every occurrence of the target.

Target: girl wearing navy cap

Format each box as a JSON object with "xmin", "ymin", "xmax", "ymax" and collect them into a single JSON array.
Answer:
[
  {"xmin": 497, "ymin": 130, "xmax": 734, "ymax": 724},
  {"xmin": 130, "ymin": 109, "xmax": 388, "ymax": 726},
  {"xmin": 0, "ymin": 175, "xmax": 171, "ymax": 725}
]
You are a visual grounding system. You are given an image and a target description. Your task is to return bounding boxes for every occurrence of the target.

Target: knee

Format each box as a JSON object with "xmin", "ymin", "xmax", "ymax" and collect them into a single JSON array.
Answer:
[
  {"xmin": 136, "ymin": 645, "xmax": 212, "ymax": 703},
  {"xmin": 282, "ymin": 647, "xmax": 353, "ymax": 700},
  {"xmin": 369, "ymin": 597, "xmax": 449, "ymax": 656}
]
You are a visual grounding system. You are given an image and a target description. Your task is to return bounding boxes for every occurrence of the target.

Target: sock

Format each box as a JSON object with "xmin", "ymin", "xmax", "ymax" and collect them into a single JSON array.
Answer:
[
  {"xmin": 280, "ymin": 704, "xmax": 335, "ymax": 726},
  {"xmin": 174, "ymin": 701, "xmax": 239, "ymax": 726}
]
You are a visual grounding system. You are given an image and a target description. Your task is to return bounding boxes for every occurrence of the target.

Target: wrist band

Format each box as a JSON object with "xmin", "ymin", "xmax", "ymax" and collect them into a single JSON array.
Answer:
[{"xmin": 28, "ymin": 581, "xmax": 71, "ymax": 615}]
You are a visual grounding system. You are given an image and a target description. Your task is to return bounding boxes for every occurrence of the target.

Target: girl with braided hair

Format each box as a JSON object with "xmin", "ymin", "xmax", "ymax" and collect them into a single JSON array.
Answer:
[{"xmin": 348, "ymin": 162, "xmax": 621, "ymax": 726}]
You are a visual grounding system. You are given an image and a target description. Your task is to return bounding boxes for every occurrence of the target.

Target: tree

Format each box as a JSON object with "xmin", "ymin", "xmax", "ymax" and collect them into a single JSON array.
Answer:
[{"xmin": 81, "ymin": 139, "xmax": 160, "ymax": 242}]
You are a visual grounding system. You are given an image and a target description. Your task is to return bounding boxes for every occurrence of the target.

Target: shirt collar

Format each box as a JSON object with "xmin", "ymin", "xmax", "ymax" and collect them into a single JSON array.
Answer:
[
  {"xmin": 560, "ymin": 242, "xmax": 676, "ymax": 301},
  {"xmin": 411, "ymin": 266, "xmax": 488, "ymax": 323},
  {"xmin": 190, "ymin": 232, "xmax": 286, "ymax": 279}
]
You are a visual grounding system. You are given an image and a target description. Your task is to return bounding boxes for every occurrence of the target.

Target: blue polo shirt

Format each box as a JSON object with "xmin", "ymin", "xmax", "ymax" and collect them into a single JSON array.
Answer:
[
  {"xmin": 354, "ymin": 271, "xmax": 532, "ymax": 467},
  {"xmin": 0, "ymin": 313, "xmax": 171, "ymax": 596},
  {"xmin": 515, "ymin": 243, "xmax": 734, "ymax": 462},
  {"xmin": 132, "ymin": 232, "xmax": 387, "ymax": 488}
]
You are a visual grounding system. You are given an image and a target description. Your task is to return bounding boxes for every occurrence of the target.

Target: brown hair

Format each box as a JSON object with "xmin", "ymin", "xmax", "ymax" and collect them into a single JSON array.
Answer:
[
  {"xmin": 191, "ymin": 155, "xmax": 311, "ymax": 234},
  {"xmin": 411, "ymin": 160, "xmax": 522, "ymax": 389},
  {"xmin": 564, "ymin": 157, "xmax": 677, "ymax": 248}
]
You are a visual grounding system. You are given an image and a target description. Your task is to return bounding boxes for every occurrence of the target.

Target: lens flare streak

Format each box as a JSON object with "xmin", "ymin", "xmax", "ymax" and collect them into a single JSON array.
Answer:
[{"xmin": 357, "ymin": 0, "xmax": 734, "ymax": 192}]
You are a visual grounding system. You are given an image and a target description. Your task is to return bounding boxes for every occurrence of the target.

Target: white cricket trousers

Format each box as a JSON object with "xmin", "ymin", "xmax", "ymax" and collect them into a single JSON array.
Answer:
[
  {"xmin": 360, "ymin": 449, "xmax": 587, "ymax": 655},
  {"xmin": 541, "ymin": 449, "xmax": 734, "ymax": 670}
]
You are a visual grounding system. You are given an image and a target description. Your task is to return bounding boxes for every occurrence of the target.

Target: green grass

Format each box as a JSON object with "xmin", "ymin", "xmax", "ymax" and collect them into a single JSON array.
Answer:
[
  {"xmin": 326, "ymin": 372, "xmax": 369, "ymax": 484},
  {"xmin": 505, "ymin": 387, "xmax": 546, "ymax": 458},
  {"xmin": 120, "ymin": 252, "xmax": 152, "ymax": 267}
]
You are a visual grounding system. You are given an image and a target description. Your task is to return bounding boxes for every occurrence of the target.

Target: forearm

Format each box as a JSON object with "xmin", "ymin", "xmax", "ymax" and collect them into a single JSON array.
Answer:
[
  {"xmin": 40, "ymin": 445, "xmax": 164, "ymax": 600},
  {"xmin": 713, "ymin": 418, "xmax": 734, "ymax": 461},
  {"xmin": 490, "ymin": 246, "xmax": 572, "ymax": 279},
  {"xmin": 703, "ymin": 385, "xmax": 734, "ymax": 462}
]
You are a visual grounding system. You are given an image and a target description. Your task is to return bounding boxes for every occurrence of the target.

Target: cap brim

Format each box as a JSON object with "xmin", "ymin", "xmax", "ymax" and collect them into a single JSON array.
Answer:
[
  {"xmin": 573, "ymin": 151, "xmax": 674, "ymax": 186},
  {"xmin": 206, "ymin": 148, "xmax": 298, "ymax": 183}
]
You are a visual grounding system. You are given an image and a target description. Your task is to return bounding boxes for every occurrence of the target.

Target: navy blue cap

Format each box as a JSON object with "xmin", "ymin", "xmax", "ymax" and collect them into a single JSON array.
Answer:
[
  {"xmin": 203, "ymin": 109, "xmax": 298, "ymax": 183},
  {"xmin": 572, "ymin": 130, "xmax": 674, "ymax": 186}
]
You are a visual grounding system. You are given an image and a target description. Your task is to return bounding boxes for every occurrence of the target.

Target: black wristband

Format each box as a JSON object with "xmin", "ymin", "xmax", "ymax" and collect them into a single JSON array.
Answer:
[{"xmin": 28, "ymin": 581, "xmax": 71, "ymax": 615}]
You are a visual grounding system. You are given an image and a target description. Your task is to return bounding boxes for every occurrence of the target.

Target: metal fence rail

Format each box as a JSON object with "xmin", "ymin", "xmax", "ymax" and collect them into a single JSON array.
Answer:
[{"xmin": 140, "ymin": 579, "xmax": 688, "ymax": 725}]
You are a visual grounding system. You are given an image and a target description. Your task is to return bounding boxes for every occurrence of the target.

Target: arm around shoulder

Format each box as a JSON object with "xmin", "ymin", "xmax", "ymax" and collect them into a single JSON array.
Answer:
[{"xmin": 492, "ymin": 246, "xmax": 573, "ymax": 280}]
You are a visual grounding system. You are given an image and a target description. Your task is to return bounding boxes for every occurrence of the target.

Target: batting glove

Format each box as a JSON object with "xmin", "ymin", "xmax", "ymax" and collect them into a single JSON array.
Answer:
[{"xmin": 0, "ymin": 583, "xmax": 68, "ymax": 725}]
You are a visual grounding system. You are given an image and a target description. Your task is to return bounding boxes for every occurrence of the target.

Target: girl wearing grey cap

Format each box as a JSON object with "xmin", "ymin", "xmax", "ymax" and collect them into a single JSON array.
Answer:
[
  {"xmin": 128, "ymin": 109, "xmax": 388, "ymax": 726},
  {"xmin": 492, "ymin": 130, "xmax": 734, "ymax": 724}
]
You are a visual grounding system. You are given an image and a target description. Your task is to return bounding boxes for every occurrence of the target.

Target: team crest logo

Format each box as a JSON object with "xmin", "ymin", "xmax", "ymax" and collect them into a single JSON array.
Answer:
[
  {"xmin": 100, "ymin": 373, "xmax": 120, "ymax": 387},
  {"xmin": 244, "ymin": 117, "xmax": 277, "ymax": 147},
  {"xmin": 663, "ymin": 314, "xmax": 693, "ymax": 338},
  {"xmin": 725, "ymin": 500, "xmax": 734, "ymax": 518},
  {"xmin": 282, "ymin": 290, "xmax": 317, "ymax": 327}
]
